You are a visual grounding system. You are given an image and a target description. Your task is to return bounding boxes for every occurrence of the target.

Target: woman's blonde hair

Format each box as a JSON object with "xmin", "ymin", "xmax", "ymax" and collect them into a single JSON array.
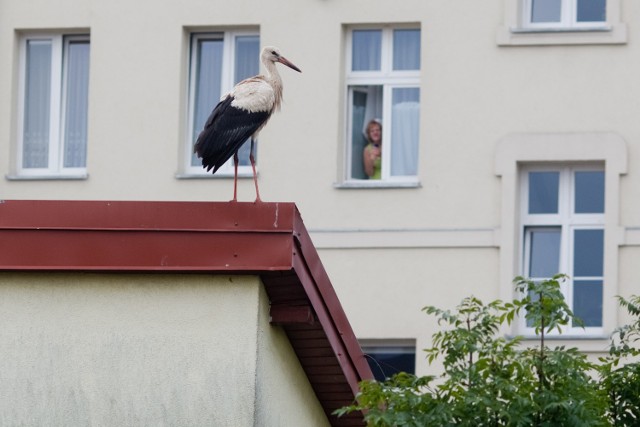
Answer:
[{"xmin": 365, "ymin": 119, "xmax": 382, "ymax": 142}]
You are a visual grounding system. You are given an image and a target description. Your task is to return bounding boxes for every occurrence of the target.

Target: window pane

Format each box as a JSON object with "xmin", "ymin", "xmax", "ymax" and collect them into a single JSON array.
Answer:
[
  {"xmin": 577, "ymin": 0, "xmax": 606, "ymax": 22},
  {"xmin": 528, "ymin": 171, "xmax": 559, "ymax": 214},
  {"xmin": 234, "ymin": 35, "xmax": 260, "ymax": 166},
  {"xmin": 352, "ymin": 30, "xmax": 381, "ymax": 71},
  {"xmin": 191, "ymin": 37, "xmax": 223, "ymax": 166},
  {"xmin": 393, "ymin": 29, "xmax": 420, "ymax": 71},
  {"xmin": 23, "ymin": 40, "xmax": 52, "ymax": 168},
  {"xmin": 572, "ymin": 280, "xmax": 603, "ymax": 327},
  {"xmin": 528, "ymin": 227, "xmax": 561, "ymax": 278},
  {"xmin": 390, "ymin": 88, "xmax": 419, "ymax": 176},
  {"xmin": 63, "ymin": 40, "xmax": 90, "ymax": 168},
  {"xmin": 234, "ymin": 35, "xmax": 259, "ymax": 83},
  {"xmin": 350, "ymin": 89, "xmax": 368, "ymax": 179},
  {"xmin": 531, "ymin": 0, "xmax": 561, "ymax": 23},
  {"xmin": 573, "ymin": 229, "xmax": 604, "ymax": 277},
  {"xmin": 350, "ymin": 85, "xmax": 382, "ymax": 180},
  {"xmin": 362, "ymin": 346, "xmax": 415, "ymax": 381},
  {"xmin": 575, "ymin": 171, "xmax": 604, "ymax": 213}
]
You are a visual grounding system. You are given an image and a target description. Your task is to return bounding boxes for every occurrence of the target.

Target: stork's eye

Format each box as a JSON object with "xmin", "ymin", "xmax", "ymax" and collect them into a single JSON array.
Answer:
[{"xmin": 271, "ymin": 50, "xmax": 278, "ymax": 56}]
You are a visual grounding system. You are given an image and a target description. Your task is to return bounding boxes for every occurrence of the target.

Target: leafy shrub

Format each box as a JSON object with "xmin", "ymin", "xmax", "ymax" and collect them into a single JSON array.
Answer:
[{"xmin": 337, "ymin": 275, "xmax": 640, "ymax": 426}]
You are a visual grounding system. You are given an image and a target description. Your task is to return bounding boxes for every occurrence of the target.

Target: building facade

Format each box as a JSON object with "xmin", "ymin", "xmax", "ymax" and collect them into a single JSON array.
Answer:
[{"xmin": 1, "ymin": 0, "xmax": 639, "ymax": 376}]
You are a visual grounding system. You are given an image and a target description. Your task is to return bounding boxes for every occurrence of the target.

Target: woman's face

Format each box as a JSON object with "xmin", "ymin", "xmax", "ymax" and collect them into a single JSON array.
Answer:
[{"xmin": 369, "ymin": 124, "xmax": 381, "ymax": 144}]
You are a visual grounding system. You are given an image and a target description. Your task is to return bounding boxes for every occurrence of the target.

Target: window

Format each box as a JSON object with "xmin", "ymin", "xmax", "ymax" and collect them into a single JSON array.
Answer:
[
  {"xmin": 360, "ymin": 340, "xmax": 416, "ymax": 381},
  {"xmin": 17, "ymin": 34, "xmax": 90, "ymax": 177},
  {"xmin": 495, "ymin": 132, "xmax": 626, "ymax": 339},
  {"xmin": 525, "ymin": 0, "xmax": 606, "ymax": 29},
  {"xmin": 186, "ymin": 31, "xmax": 260, "ymax": 176},
  {"xmin": 496, "ymin": 0, "xmax": 626, "ymax": 45},
  {"xmin": 521, "ymin": 165, "xmax": 605, "ymax": 333},
  {"xmin": 345, "ymin": 26, "xmax": 421, "ymax": 185}
]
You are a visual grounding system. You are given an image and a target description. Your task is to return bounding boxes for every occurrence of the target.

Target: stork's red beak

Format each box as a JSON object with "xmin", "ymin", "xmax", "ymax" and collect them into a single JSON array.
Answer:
[{"xmin": 278, "ymin": 56, "xmax": 302, "ymax": 73}]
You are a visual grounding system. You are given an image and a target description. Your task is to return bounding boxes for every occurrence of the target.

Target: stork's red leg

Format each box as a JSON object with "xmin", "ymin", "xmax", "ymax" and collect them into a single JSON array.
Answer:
[
  {"xmin": 250, "ymin": 139, "xmax": 261, "ymax": 203},
  {"xmin": 232, "ymin": 152, "xmax": 239, "ymax": 202}
]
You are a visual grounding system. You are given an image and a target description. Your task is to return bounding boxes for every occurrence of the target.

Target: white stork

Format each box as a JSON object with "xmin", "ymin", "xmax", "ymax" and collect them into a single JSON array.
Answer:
[{"xmin": 194, "ymin": 46, "xmax": 301, "ymax": 202}]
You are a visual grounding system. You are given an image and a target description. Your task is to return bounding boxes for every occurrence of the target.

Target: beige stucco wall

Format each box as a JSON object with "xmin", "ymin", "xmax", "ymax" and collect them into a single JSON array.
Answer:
[
  {"xmin": 0, "ymin": 273, "xmax": 328, "ymax": 426},
  {"xmin": 254, "ymin": 284, "xmax": 330, "ymax": 426},
  {"xmin": 1, "ymin": 0, "xmax": 640, "ymax": 375}
]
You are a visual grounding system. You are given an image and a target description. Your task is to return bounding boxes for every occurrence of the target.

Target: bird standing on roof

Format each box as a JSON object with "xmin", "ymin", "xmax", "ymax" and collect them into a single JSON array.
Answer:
[{"xmin": 194, "ymin": 46, "xmax": 302, "ymax": 202}]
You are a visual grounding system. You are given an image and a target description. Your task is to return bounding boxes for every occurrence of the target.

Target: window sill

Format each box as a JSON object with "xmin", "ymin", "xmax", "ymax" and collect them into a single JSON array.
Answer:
[
  {"xmin": 334, "ymin": 180, "xmax": 421, "ymax": 189},
  {"xmin": 6, "ymin": 174, "xmax": 88, "ymax": 181},
  {"xmin": 496, "ymin": 23, "xmax": 627, "ymax": 46},
  {"xmin": 515, "ymin": 334, "xmax": 608, "ymax": 341}
]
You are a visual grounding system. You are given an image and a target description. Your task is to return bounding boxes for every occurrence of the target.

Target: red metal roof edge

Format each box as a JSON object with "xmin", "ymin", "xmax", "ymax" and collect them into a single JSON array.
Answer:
[
  {"xmin": 0, "ymin": 200, "xmax": 297, "ymax": 271},
  {"xmin": 0, "ymin": 199, "xmax": 372, "ymax": 424},
  {"xmin": 0, "ymin": 199, "xmax": 296, "ymax": 232},
  {"xmin": 291, "ymin": 212, "xmax": 374, "ymax": 394}
]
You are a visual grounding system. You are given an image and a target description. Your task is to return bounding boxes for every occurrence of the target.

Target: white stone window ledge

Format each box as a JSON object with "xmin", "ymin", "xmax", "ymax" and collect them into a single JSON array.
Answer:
[{"xmin": 496, "ymin": 23, "xmax": 627, "ymax": 46}]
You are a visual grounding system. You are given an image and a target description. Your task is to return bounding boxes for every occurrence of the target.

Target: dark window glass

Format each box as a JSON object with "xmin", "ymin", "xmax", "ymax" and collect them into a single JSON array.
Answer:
[
  {"xmin": 573, "ymin": 229, "xmax": 604, "ymax": 277},
  {"xmin": 528, "ymin": 227, "xmax": 561, "ymax": 278},
  {"xmin": 575, "ymin": 171, "xmax": 604, "ymax": 213},
  {"xmin": 363, "ymin": 346, "xmax": 415, "ymax": 381},
  {"xmin": 573, "ymin": 280, "xmax": 603, "ymax": 327},
  {"xmin": 577, "ymin": 0, "xmax": 606, "ymax": 22},
  {"xmin": 529, "ymin": 171, "xmax": 559, "ymax": 214}
]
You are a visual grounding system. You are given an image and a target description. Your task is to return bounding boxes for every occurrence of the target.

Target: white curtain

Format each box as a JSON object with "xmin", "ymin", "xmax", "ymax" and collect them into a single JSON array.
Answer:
[
  {"xmin": 191, "ymin": 38, "xmax": 223, "ymax": 166},
  {"xmin": 23, "ymin": 40, "xmax": 52, "ymax": 168},
  {"xmin": 351, "ymin": 30, "xmax": 381, "ymax": 71},
  {"xmin": 63, "ymin": 40, "xmax": 90, "ymax": 168},
  {"xmin": 393, "ymin": 29, "xmax": 420, "ymax": 71},
  {"xmin": 390, "ymin": 89, "xmax": 419, "ymax": 176}
]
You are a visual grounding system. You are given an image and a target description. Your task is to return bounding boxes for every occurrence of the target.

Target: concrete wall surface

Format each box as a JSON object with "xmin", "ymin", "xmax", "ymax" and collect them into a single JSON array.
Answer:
[{"xmin": 0, "ymin": 273, "xmax": 328, "ymax": 426}]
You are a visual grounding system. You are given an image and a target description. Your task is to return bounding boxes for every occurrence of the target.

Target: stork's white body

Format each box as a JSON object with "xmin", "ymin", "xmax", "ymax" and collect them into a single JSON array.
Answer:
[
  {"xmin": 229, "ymin": 76, "xmax": 279, "ymax": 115},
  {"xmin": 194, "ymin": 46, "xmax": 301, "ymax": 202}
]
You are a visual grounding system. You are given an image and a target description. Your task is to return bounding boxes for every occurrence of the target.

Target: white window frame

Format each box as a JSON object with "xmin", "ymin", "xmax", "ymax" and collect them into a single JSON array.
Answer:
[
  {"xmin": 496, "ymin": 0, "xmax": 626, "ymax": 46},
  {"xmin": 16, "ymin": 33, "xmax": 90, "ymax": 178},
  {"xmin": 184, "ymin": 30, "xmax": 259, "ymax": 177},
  {"xmin": 343, "ymin": 25, "xmax": 421, "ymax": 187},
  {"xmin": 519, "ymin": 164, "xmax": 605, "ymax": 336}
]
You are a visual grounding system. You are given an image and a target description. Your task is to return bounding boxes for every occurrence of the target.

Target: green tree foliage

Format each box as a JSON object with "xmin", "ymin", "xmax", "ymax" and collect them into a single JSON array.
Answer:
[
  {"xmin": 336, "ymin": 275, "xmax": 640, "ymax": 426},
  {"xmin": 599, "ymin": 295, "xmax": 640, "ymax": 425}
]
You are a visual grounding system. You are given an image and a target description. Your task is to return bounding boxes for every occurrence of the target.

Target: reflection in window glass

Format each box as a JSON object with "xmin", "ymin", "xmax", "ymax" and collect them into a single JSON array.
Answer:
[
  {"xmin": 531, "ymin": 0, "xmax": 562, "ymax": 22},
  {"xmin": 352, "ymin": 30, "xmax": 381, "ymax": 71},
  {"xmin": 528, "ymin": 227, "xmax": 561, "ymax": 278},
  {"xmin": 573, "ymin": 229, "xmax": 604, "ymax": 277},
  {"xmin": 529, "ymin": 171, "xmax": 559, "ymax": 214},
  {"xmin": 577, "ymin": 0, "xmax": 606, "ymax": 22},
  {"xmin": 362, "ymin": 345, "xmax": 415, "ymax": 381},
  {"xmin": 390, "ymin": 88, "xmax": 420, "ymax": 176},
  {"xmin": 573, "ymin": 280, "xmax": 603, "ymax": 327},
  {"xmin": 575, "ymin": 171, "xmax": 605, "ymax": 214},
  {"xmin": 393, "ymin": 29, "xmax": 420, "ymax": 71}
]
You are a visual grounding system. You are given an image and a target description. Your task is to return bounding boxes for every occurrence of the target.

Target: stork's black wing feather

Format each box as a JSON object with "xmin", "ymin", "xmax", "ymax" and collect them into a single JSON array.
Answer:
[{"xmin": 194, "ymin": 95, "xmax": 270, "ymax": 174}]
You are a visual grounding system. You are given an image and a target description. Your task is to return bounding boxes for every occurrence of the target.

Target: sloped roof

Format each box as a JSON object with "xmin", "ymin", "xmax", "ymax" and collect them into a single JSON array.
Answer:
[{"xmin": 0, "ymin": 200, "xmax": 372, "ymax": 426}]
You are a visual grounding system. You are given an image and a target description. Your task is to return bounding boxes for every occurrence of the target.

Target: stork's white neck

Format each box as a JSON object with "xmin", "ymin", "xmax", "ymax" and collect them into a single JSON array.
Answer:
[{"xmin": 263, "ymin": 60, "xmax": 283, "ymax": 112}]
